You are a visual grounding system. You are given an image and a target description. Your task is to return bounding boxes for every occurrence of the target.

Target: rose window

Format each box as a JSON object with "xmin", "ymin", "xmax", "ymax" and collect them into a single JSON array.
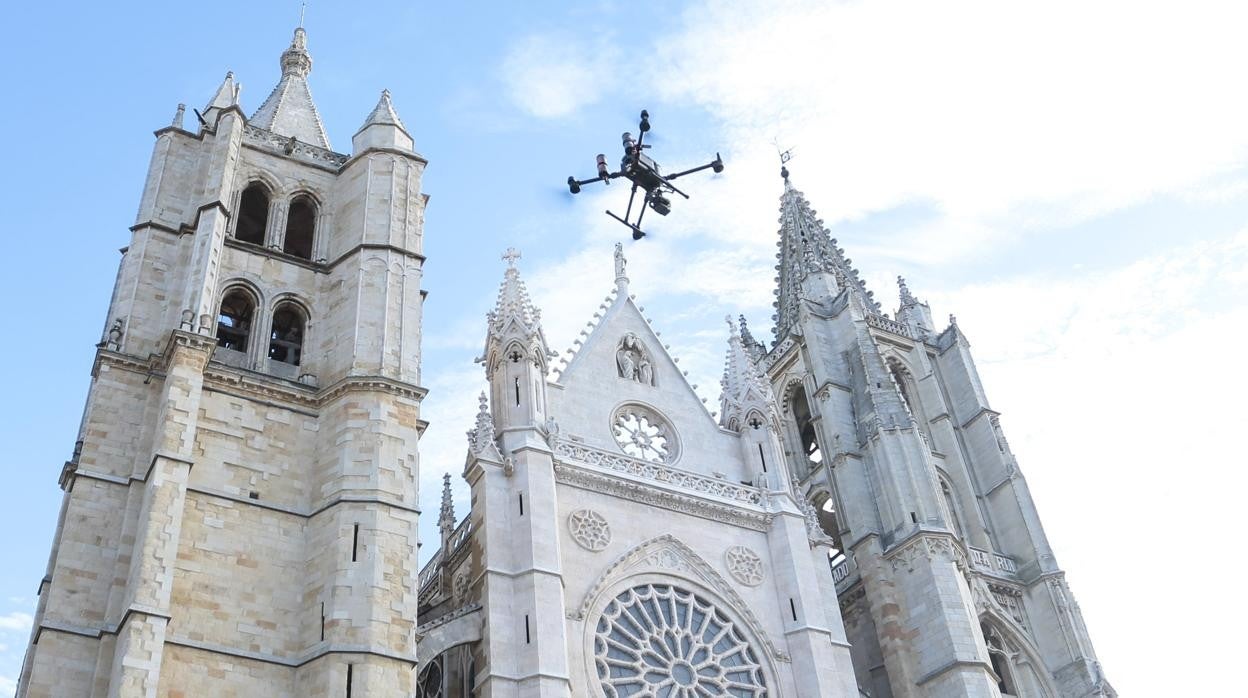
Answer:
[
  {"xmin": 594, "ymin": 583, "xmax": 767, "ymax": 697},
  {"xmin": 612, "ymin": 406, "xmax": 677, "ymax": 464}
]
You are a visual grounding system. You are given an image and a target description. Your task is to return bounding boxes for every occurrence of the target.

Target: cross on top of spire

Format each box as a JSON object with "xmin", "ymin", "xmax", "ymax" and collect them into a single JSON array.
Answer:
[{"xmin": 503, "ymin": 248, "xmax": 522, "ymax": 268}]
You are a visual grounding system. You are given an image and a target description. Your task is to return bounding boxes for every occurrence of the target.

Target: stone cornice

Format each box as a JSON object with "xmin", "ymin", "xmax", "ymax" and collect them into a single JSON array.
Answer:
[
  {"xmin": 341, "ymin": 145, "xmax": 429, "ymax": 169},
  {"xmin": 551, "ymin": 438, "xmax": 764, "ymax": 506},
  {"xmin": 552, "ymin": 462, "xmax": 773, "ymax": 532},
  {"xmin": 223, "ymin": 236, "xmax": 323, "ymax": 272},
  {"xmin": 94, "ymin": 349, "xmax": 427, "ymax": 426}
]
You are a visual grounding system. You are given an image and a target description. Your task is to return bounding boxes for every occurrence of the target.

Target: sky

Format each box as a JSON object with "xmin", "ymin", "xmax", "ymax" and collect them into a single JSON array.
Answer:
[{"xmin": 0, "ymin": 0, "xmax": 1246, "ymax": 695}]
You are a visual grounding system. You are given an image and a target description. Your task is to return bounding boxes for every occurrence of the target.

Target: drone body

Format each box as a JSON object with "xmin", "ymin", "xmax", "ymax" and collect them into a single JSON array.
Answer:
[{"xmin": 567, "ymin": 110, "xmax": 723, "ymax": 240}]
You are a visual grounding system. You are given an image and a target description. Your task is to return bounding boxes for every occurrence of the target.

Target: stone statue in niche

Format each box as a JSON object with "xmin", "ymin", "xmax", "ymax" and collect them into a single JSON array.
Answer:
[{"xmin": 616, "ymin": 334, "xmax": 656, "ymax": 386}]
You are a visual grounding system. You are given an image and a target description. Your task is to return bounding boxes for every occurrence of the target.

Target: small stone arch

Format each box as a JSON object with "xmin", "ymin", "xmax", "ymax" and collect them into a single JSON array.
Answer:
[
  {"xmin": 267, "ymin": 298, "xmax": 309, "ymax": 368},
  {"xmin": 214, "ymin": 282, "xmax": 262, "ymax": 353},
  {"xmin": 233, "ymin": 181, "xmax": 274, "ymax": 245},
  {"xmin": 282, "ymin": 192, "xmax": 319, "ymax": 259},
  {"xmin": 978, "ymin": 612, "xmax": 1059, "ymax": 698}
]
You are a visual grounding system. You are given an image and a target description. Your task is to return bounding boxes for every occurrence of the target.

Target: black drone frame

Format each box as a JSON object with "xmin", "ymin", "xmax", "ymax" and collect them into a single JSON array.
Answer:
[{"xmin": 567, "ymin": 110, "xmax": 723, "ymax": 240}]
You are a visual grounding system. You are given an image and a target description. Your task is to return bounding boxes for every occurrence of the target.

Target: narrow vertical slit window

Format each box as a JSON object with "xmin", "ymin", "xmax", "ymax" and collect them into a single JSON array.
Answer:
[
  {"xmin": 320, "ymin": 602, "xmax": 326, "ymax": 641},
  {"xmin": 518, "ymin": 492, "xmax": 524, "ymax": 517},
  {"xmin": 789, "ymin": 598, "xmax": 798, "ymax": 621},
  {"xmin": 525, "ymin": 615, "xmax": 531, "ymax": 644},
  {"xmin": 514, "ymin": 377, "xmax": 521, "ymax": 406},
  {"xmin": 758, "ymin": 444, "xmax": 767, "ymax": 472},
  {"xmin": 345, "ymin": 664, "xmax": 353, "ymax": 697},
  {"xmin": 352, "ymin": 524, "xmax": 359, "ymax": 562}
]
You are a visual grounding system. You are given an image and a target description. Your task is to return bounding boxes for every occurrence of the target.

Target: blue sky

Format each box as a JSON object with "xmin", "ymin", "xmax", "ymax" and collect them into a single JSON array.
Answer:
[{"xmin": 1, "ymin": 1, "xmax": 1246, "ymax": 695}]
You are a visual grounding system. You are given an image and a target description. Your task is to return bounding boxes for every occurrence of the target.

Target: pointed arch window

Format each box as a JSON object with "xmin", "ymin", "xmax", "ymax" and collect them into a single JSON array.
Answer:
[
  {"xmin": 939, "ymin": 475, "xmax": 965, "ymax": 539},
  {"xmin": 982, "ymin": 623, "xmax": 1020, "ymax": 697},
  {"xmin": 268, "ymin": 303, "xmax": 306, "ymax": 367},
  {"xmin": 235, "ymin": 183, "xmax": 270, "ymax": 245},
  {"xmin": 216, "ymin": 289, "xmax": 255, "ymax": 352},
  {"xmin": 283, "ymin": 195, "xmax": 317, "ymax": 259},
  {"xmin": 791, "ymin": 386, "xmax": 822, "ymax": 472}
]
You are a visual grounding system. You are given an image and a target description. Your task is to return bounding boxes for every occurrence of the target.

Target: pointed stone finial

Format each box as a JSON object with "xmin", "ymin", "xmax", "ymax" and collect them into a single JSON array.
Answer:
[
  {"xmin": 467, "ymin": 391, "xmax": 504, "ymax": 461},
  {"xmin": 206, "ymin": 72, "xmax": 238, "ymax": 110},
  {"xmin": 281, "ymin": 27, "xmax": 312, "ymax": 78},
  {"xmin": 898, "ymin": 275, "xmax": 918, "ymax": 308},
  {"xmin": 172, "ymin": 103, "xmax": 186, "ymax": 129},
  {"xmin": 738, "ymin": 315, "xmax": 765, "ymax": 360},
  {"xmin": 503, "ymin": 247, "xmax": 521, "ymax": 268},
  {"xmin": 353, "ymin": 88, "xmax": 414, "ymax": 152},
  {"xmin": 613, "ymin": 242, "xmax": 629, "ymax": 291},
  {"xmin": 719, "ymin": 316, "xmax": 779, "ymax": 430},
  {"xmin": 438, "ymin": 472, "xmax": 456, "ymax": 534}
]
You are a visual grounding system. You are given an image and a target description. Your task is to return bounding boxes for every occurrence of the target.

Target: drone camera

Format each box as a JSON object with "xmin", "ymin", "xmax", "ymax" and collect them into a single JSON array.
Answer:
[
  {"xmin": 650, "ymin": 192, "xmax": 671, "ymax": 216},
  {"xmin": 712, "ymin": 153, "xmax": 724, "ymax": 173},
  {"xmin": 639, "ymin": 110, "xmax": 651, "ymax": 133},
  {"xmin": 567, "ymin": 176, "xmax": 581, "ymax": 194},
  {"xmin": 596, "ymin": 154, "xmax": 609, "ymax": 179}
]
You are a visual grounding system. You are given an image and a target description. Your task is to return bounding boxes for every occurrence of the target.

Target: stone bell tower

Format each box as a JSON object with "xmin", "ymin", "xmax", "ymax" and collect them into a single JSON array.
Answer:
[
  {"xmin": 18, "ymin": 27, "xmax": 428, "ymax": 697},
  {"xmin": 759, "ymin": 169, "xmax": 1115, "ymax": 698}
]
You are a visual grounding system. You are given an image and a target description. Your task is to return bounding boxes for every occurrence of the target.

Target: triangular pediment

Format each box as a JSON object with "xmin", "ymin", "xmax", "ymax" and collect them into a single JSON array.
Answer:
[{"xmin": 556, "ymin": 288, "xmax": 716, "ymax": 429}]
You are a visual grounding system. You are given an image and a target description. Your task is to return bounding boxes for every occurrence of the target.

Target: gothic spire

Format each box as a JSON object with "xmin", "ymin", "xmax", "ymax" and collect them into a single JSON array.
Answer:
[
  {"xmin": 438, "ymin": 473, "xmax": 456, "ymax": 535},
  {"xmin": 205, "ymin": 71, "xmax": 239, "ymax": 111},
  {"xmin": 773, "ymin": 175, "xmax": 878, "ymax": 341},
  {"xmin": 898, "ymin": 275, "xmax": 918, "ymax": 308},
  {"xmin": 719, "ymin": 316, "xmax": 779, "ymax": 431},
  {"xmin": 479, "ymin": 249, "xmax": 552, "ymax": 378},
  {"xmin": 249, "ymin": 27, "xmax": 331, "ymax": 149}
]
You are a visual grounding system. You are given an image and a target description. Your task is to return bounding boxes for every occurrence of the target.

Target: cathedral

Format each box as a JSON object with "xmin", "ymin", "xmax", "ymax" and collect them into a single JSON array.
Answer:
[{"xmin": 18, "ymin": 26, "xmax": 1114, "ymax": 698}]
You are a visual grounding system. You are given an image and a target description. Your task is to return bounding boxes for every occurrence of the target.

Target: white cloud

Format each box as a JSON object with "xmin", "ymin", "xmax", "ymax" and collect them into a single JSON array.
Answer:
[
  {"xmin": 501, "ymin": 34, "xmax": 617, "ymax": 119},
  {"xmin": 646, "ymin": 0, "xmax": 1248, "ymax": 256},
  {"xmin": 0, "ymin": 612, "xmax": 31, "ymax": 633},
  {"xmin": 0, "ymin": 676, "xmax": 14, "ymax": 694}
]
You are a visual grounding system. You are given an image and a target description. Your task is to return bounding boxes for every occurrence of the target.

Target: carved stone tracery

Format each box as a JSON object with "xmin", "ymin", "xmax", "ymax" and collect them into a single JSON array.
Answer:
[
  {"xmin": 568, "ymin": 509, "xmax": 612, "ymax": 552},
  {"xmin": 724, "ymin": 545, "xmax": 765, "ymax": 587}
]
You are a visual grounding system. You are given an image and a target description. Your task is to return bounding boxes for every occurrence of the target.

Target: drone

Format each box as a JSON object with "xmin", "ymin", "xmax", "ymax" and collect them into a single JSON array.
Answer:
[{"xmin": 567, "ymin": 110, "xmax": 723, "ymax": 240}]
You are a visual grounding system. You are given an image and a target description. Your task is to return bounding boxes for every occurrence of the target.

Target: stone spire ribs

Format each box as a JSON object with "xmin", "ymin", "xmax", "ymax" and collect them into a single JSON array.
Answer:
[
  {"xmin": 249, "ymin": 27, "xmax": 331, "ymax": 149},
  {"xmin": 773, "ymin": 177, "xmax": 878, "ymax": 341},
  {"xmin": 479, "ymin": 249, "xmax": 552, "ymax": 379},
  {"xmin": 719, "ymin": 317, "xmax": 780, "ymax": 431}
]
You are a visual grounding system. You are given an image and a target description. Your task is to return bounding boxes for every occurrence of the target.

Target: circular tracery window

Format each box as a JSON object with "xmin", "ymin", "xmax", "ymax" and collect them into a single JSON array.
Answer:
[
  {"xmin": 612, "ymin": 405, "xmax": 678, "ymax": 464},
  {"xmin": 594, "ymin": 583, "xmax": 767, "ymax": 697}
]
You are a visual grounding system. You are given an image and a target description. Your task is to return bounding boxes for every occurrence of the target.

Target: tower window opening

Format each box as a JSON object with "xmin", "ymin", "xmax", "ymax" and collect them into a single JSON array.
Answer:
[
  {"xmin": 345, "ymin": 664, "xmax": 353, "ymax": 697},
  {"xmin": 283, "ymin": 195, "xmax": 317, "ymax": 259},
  {"xmin": 236, "ymin": 183, "xmax": 270, "ymax": 245},
  {"xmin": 268, "ymin": 303, "xmax": 305, "ymax": 366},
  {"xmin": 216, "ymin": 290, "xmax": 255, "ymax": 352},
  {"xmin": 813, "ymin": 492, "xmax": 846, "ymax": 552},
  {"xmin": 791, "ymin": 387, "xmax": 821, "ymax": 470}
]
